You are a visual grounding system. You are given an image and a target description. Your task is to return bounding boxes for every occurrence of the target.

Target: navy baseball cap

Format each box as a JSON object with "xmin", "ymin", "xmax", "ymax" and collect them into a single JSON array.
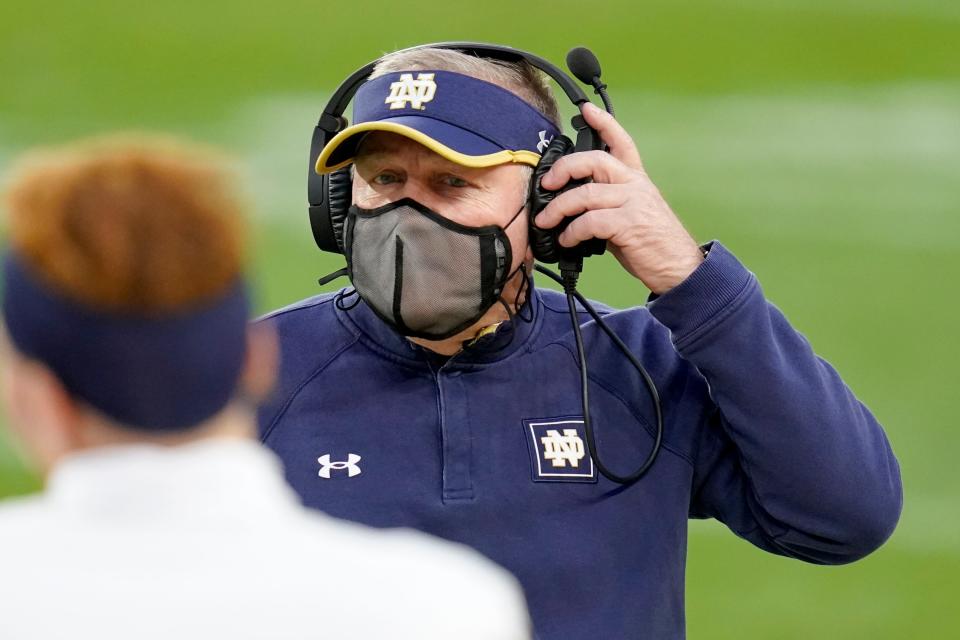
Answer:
[{"xmin": 315, "ymin": 70, "xmax": 562, "ymax": 174}]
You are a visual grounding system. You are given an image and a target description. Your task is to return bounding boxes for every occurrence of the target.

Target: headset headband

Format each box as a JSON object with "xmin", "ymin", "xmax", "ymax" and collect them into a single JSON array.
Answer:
[{"xmin": 321, "ymin": 42, "xmax": 591, "ymax": 121}]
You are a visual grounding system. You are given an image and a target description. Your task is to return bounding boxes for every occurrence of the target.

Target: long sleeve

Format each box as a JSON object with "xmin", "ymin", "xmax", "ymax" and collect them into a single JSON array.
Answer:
[{"xmin": 648, "ymin": 242, "xmax": 902, "ymax": 564}]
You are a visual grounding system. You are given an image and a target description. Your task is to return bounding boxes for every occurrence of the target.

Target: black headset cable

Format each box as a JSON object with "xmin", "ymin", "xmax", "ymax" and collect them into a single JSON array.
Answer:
[{"xmin": 535, "ymin": 262, "xmax": 663, "ymax": 485}]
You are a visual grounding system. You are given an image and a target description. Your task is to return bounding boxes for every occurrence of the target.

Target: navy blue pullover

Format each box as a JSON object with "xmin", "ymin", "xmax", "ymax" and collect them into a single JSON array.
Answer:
[{"xmin": 258, "ymin": 242, "xmax": 902, "ymax": 639}]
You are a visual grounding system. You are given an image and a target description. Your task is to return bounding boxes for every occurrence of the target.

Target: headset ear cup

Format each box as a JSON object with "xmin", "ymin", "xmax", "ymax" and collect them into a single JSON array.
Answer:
[
  {"xmin": 528, "ymin": 135, "xmax": 575, "ymax": 263},
  {"xmin": 327, "ymin": 167, "xmax": 353, "ymax": 253}
]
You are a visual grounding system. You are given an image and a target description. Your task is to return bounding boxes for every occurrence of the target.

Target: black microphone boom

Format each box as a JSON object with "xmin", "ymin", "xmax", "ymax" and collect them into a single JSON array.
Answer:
[
  {"xmin": 566, "ymin": 47, "xmax": 602, "ymax": 85},
  {"xmin": 566, "ymin": 46, "xmax": 615, "ymax": 117}
]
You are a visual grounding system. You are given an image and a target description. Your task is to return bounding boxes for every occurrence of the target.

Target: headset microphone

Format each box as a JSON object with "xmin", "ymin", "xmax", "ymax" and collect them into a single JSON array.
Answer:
[
  {"xmin": 565, "ymin": 46, "xmax": 602, "ymax": 84},
  {"xmin": 566, "ymin": 47, "xmax": 615, "ymax": 116},
  {"xmin": 542, "ymin": 47, "xmax": 663, "ymax": 485}
]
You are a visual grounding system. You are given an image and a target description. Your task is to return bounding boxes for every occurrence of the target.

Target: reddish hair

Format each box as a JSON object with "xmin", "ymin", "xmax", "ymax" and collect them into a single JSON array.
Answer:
[{"xmin": 4, "ymin": 135, "xmax": 247, "ymax": 314}]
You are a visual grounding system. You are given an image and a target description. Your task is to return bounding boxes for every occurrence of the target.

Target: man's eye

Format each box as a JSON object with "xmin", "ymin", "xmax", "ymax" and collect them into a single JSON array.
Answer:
[
  {"xmin": 372, "ymin": 173, "xmax": 399, "ymax": 185},
  {"xmin": 442, "ymin": 175, "xmax": 470, "ymax": 188}
]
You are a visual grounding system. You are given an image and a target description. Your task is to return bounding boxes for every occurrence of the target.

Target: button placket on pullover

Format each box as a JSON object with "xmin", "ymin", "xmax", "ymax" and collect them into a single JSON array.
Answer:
[
  {"xmin": 432, "ymin": 360, "xmax": 474, "ymax": 503},
  {"xmin": 337, "ymin": 291, "xmax": 543, "ymax": 504}
]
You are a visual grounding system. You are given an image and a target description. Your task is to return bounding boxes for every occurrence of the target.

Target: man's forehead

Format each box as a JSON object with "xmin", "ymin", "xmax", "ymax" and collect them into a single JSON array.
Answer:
[
  {"xmin": 357, "ymin": 132, "xmax": 446, "ymax": 161},
  {"xmin": 356, "ymin": 132, "xmax": 481, "ymax": 173}
]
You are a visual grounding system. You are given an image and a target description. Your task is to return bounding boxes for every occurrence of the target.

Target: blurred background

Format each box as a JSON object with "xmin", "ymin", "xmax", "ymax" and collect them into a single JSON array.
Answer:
[{"xmin": 1, "ymin": 1, "xmax": 957, "ymax": 636}]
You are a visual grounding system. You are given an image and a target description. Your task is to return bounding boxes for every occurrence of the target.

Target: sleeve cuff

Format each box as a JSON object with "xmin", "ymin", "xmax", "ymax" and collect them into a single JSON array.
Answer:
[{"xmin": 646, "ymin": 241, "xmax": 755, "ymax": 345}]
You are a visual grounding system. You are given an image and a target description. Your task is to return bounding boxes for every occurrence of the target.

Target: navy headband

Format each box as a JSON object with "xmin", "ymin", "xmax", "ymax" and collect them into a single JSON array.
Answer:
[
  {"xmin": 315, "ymin": 70, "xmax": 562, "ymax": 173},
  {"xmin": 1, "ymin": 252, "xmax": 250, "ymax": 432}
]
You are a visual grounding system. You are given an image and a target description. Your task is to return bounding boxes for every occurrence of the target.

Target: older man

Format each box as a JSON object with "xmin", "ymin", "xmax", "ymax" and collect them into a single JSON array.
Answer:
[
  {"xmin": 260, "ymin": 46, "xmax": 902, "ymax": 639},
  {"xmin": 0, "ymin": 136, "xmax": 529, "ymax": 640}
]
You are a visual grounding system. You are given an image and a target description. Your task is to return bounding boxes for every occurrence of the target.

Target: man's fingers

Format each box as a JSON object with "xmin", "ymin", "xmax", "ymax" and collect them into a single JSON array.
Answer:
[
  {"xmin": 534, "ymin": 183, "xmax": 626, "ymax": 230},
  {"xmin": 540, "ymin": 150, "xmax": 636, "ymax": 190},
  {"xmin": 557, "ymin": 209, "xmax": 621, "ymax": 247},
  {"xmin": 581, "ymin": 102, "xmax": 644, "ymax": 171}
]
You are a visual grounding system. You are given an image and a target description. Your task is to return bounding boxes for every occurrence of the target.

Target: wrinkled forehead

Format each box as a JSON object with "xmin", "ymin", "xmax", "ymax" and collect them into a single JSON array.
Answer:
[
  {"xmin": 356, "ymin": 130, "xmax": 433, "ymax": 156},
  {"xmin": 355, "ymin": 131, "xmax": 472, "ymax": 169}
]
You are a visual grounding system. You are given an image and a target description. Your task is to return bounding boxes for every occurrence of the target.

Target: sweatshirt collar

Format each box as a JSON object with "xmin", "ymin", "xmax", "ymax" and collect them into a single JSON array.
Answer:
[
  {"xmin": 335, "ymin": 282, "xmax": 544, "ymax": 367},
  {"xmin": 46, "ymin": 439, "xmax": 302, "ymax": 523}
]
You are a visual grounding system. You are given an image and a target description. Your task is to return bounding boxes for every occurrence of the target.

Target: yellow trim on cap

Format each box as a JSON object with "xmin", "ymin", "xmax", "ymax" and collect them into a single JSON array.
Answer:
[{"xmin": 314, "ymin": 121, "xmax": 542, "ymax": 174}]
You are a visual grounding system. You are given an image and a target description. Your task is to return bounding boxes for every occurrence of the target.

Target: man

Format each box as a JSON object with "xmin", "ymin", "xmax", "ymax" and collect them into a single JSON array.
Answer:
[
  {"xmin": 0, "ymin": 136, "xmax": 530, "ymax": 639},
  {"xmin": 260, "ymin": 47, "xmax": 903, "ymax": 638}
]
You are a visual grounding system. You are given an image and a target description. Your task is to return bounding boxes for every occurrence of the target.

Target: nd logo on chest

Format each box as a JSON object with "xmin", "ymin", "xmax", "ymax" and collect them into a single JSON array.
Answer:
[{"xmin": 523, "ymin": 418, "xmax": 597, "ymax": 483}]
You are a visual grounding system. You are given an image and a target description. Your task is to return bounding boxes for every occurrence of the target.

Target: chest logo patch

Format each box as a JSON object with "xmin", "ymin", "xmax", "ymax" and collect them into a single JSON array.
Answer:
[
  {"xmin": 523, "ymin": 418, "xmax": 597, "ymax": 483},
  {"xmin": 318, "ymin": 453, "xmax": 362, "ymax": 479}
]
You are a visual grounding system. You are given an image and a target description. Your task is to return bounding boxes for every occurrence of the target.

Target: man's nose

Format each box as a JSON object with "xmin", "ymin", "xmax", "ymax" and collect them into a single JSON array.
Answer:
[{"xmin": 395, "ymin": 178, "xmax": 442, "ymax": 209}]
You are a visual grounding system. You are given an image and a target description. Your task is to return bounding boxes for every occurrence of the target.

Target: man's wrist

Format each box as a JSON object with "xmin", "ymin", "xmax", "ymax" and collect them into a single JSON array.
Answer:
[
  {"xmin": 647, "ymin": 246, "xmax": 707, "ymax": 295},
  {"xmin": 646, "ymin": 241, "xmax": 754, "ymax": 346}
]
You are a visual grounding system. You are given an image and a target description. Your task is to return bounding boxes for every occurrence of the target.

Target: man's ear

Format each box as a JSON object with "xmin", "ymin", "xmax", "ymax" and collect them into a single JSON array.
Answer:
[
  {"xmin": 1, "ymin": 355, "xmax": 83, "ymax": 476},
  {"xmin": 240, "ymin": 321, "xmax": 279, "ymax": 404}
]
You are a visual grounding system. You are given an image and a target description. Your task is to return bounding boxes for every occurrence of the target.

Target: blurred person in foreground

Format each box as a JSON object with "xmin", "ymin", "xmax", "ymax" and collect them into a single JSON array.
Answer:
[
  {"xmin": 260, "ymin": 45, "xmax": 904, "ymax": 639},
  {"xmin": 0, "ymin": 136, "xmax": 530, "ymax": 640}
]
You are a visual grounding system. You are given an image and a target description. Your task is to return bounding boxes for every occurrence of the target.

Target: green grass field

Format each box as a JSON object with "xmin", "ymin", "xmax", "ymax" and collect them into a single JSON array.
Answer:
[{"xmin": 1, "ymin": 1, "xmax": 958, "ymax": 636}]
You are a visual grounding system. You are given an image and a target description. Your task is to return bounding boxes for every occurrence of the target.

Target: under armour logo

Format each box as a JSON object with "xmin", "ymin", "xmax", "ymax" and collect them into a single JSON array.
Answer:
[
  {"xmin": 541, "ymin": 429, "xmax": 585, "ymax": 468},
  {"xmin": 318, "ymin": 453, "xmax": 362, "ymax": 479},
  {"xmin": 536, "ymin": 130, "xmax": 553, "ymax": 153},
  {"xmin": 385, "ymin": 73, "xmax": 437, "ymax": 110}
]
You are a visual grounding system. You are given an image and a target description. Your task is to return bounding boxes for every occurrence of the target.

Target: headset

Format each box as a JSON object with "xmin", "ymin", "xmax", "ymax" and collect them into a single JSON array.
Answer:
[
  {"xmin": 307, "ymin": 41, "xmax": 606, "ymax": 263},
  {"xmin": 306, "ymin": 42, "xmax": 663, "ymax": 485}
]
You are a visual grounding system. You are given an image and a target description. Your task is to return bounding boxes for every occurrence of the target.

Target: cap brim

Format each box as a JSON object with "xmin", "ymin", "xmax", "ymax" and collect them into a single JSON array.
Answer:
[{"xmin": 314, "ymin": 116, "xmax": 542, "ymax": 174}]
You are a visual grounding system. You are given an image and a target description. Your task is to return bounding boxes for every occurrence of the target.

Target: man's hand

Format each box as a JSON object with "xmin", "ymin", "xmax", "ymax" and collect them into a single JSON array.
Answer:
[{"xmin": 535, "ymin": 102, "xmax": 703, "ymax": 295}]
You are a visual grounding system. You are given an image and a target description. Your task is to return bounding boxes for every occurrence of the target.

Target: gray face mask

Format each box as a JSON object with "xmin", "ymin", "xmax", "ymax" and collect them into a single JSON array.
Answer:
[{"xmin": 344, "ymin": 197, "xmax": 524, "ymax": 341}]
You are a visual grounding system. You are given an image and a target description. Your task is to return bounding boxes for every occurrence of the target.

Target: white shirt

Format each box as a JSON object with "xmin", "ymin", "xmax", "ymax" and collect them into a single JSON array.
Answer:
[{"xmin": 0, "ymin": 439, "xmax": 530, "ymax": 639}]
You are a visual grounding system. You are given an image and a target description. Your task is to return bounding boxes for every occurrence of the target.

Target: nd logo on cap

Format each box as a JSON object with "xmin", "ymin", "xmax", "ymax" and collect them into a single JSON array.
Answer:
[{"xmin": 384, "ymin": 73, "xmax": 437, "ymax": 110}]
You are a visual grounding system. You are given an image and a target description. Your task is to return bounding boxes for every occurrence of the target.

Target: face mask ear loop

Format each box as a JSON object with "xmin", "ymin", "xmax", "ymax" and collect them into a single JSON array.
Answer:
[
  {"xmin": 493, "ymin": 295, "xmax": 520, "ymax": 350},
  {"xmin": 495, "ymin": 259, "xmax": 531, "ymax": 325},
  {"xmin": 496, "ymin": 202, "xmax": 532, "ymax": 324},
  {"xmin": 486, "ymin": 262, "xmax": 532, "ymax": 352},
  {"xmin": 514, "ymin": 263, "xmax": 534, "ymax": 323},
  {"xmin": 503, "ymin": 202, "xmax": 527, "ymax": 231}
]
